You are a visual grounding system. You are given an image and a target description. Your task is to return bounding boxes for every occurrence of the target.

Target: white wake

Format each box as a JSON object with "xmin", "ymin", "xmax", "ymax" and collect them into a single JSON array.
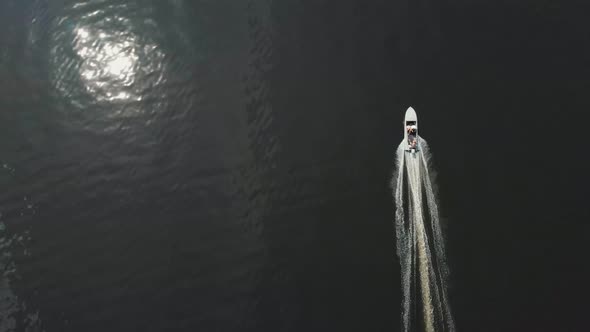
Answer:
[{"xmin": 391, "ymin": 137, "xmax": 455, "ymax": 332}]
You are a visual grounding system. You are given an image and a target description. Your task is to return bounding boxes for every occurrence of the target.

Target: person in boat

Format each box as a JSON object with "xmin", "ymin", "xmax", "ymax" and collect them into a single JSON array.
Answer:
[{"xmin": 407, "ymin": 125, "xmax": 417, "ymax": 148}]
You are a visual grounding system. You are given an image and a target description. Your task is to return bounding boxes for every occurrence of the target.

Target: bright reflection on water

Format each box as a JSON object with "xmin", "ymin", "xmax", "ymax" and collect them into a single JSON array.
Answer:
[
  {"xmin": 74, "ymin": 26, "xmax": 139, "ymax": 101},
  {"xmin": 50, "ymin": 9, "xmax": 166, "ymax": 106}
]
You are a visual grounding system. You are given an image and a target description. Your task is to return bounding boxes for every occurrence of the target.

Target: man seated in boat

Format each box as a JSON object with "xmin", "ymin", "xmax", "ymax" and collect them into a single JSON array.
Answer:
[{"xmin": 407, "ymin": 125, "xmax": 417, "ymax": 147}]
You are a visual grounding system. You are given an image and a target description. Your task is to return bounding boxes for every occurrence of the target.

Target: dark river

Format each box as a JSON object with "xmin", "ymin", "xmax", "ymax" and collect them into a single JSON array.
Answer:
[{"xmin": 0, "ymin": 1, "xmax": 588, "ymax": 331}]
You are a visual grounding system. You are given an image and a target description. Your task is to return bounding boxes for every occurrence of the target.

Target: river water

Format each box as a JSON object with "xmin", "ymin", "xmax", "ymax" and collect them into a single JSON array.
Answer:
[
  {"xmin": 0, "ymin": 1, "xmax": 400, "ymax": 331},
  {"xmin": 1, "ymin": 0, "xmax": 588, "ymax": 331}
]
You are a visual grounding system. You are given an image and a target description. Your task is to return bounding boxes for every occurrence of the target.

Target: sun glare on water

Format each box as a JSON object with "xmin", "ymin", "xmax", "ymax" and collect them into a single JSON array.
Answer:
[{"xmin": 73, "ymin": 26, "xmax": 140, "ymax": 101}]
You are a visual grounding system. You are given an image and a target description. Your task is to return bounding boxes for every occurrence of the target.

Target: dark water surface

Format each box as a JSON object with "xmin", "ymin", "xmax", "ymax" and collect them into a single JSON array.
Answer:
[{"xmin": 1, "ymin": 0, "xmax": 589, "ymax": 331}]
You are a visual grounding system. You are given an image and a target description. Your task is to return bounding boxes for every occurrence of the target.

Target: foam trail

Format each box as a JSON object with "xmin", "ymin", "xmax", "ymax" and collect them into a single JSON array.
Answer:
[{"xmin": 391, "ymin": 137, "xmax": 455, "ymax": 332}]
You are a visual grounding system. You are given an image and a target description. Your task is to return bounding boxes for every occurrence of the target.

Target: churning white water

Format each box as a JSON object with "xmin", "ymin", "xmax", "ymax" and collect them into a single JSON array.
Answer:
[{"xmin": 391, "ymin": 137, "xmax": 455, "ymax": 332}]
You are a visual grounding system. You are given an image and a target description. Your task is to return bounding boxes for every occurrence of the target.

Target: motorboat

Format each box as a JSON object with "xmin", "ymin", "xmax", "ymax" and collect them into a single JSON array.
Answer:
[{"xmin": 404, "ymin": 107, "xmax": 419, "ymax": 152}]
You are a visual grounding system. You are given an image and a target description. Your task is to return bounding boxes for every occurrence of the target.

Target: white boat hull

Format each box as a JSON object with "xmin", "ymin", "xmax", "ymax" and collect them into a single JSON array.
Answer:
[{"xmin": 404, "ymin": 107, "xmax": 419, "ymax": 152}]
